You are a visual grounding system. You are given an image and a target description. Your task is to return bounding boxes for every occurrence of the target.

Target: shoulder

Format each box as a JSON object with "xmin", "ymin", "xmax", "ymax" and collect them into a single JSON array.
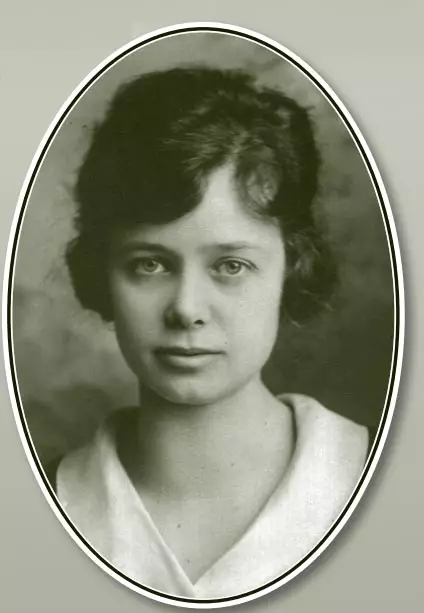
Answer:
[
  {"xmin": 259, "ymin": 395, "xmax": 372, "ymax": 562},
  {"xmin": 280, "ymin": 392, "xmax": 370, "ymax": 439},
  {"xmin": 278, "ymin": 393, "xmax": 371, "ymax": 476},
  {"xmin": 45, "ymin": 408, "xmax": 131, "ymax": 495}
]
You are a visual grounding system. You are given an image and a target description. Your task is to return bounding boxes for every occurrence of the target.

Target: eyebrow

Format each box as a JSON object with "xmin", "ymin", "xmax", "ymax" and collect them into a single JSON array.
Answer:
[
  {"xmin": 114, "ymin": 240, "xmax": 267, "ymax": 256},
  {"xmin": 212, "ymin": 242, "xmax": 265, "ymax": 252},
  {"xmin": 115, "ymin": 241, "xmax": 176, "ymax": 255}
]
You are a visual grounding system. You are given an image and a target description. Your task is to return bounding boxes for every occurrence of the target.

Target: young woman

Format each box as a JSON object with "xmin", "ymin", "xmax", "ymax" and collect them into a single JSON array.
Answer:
[{"xmin": 50, "ymin": 67, "xmax": 369, "ymax": 599}]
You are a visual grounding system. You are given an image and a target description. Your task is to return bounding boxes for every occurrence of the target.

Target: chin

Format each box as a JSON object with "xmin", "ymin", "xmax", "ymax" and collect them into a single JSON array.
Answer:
[
  {"xmin": 138, "ymin": 360, "xmax": 263, "ymax": 407},
  {"xmin": 154, "ymin": 383, "xmax": 220, "ymax": 407},
  {"xmin": 145, "ymin": 371, "xmax": 240, "ymax": 406}
]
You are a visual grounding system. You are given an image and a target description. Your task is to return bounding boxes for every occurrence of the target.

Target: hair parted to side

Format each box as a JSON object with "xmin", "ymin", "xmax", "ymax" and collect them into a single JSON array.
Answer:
[{"xmin": 66, "ymin": 66, "xmax": 337, "ymax": 323}]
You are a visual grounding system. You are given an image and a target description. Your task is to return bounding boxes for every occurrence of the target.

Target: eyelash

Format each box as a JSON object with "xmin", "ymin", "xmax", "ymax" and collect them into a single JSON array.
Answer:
[
  {"xmin": 128, "ymin": 257, "xmax": 167, "ymax": 275},
  {"xmin": 213, "ymin": 258, "xmax": 255, "ymax": 277},
  {"xmin": 125, "ymin": 257, "xmax": 256, "ymax": 278}
]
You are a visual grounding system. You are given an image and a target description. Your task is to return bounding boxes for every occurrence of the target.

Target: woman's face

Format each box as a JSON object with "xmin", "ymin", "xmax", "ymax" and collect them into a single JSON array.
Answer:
[{"xmin": 108, "ymin": 165, "xmax": 285, "ymax": 406}]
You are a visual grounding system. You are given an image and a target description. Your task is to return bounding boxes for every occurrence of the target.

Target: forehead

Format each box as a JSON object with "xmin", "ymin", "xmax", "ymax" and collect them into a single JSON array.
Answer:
[{"xmin": 116, "ymin": 165, "xmax": 282, "ymax": 251}]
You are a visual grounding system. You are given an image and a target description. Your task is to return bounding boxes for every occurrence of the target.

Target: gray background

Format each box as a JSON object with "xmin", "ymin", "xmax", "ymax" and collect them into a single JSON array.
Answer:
[{"xmin": 1, "ymin": 1, "xmax": 421, "ymax": 611}]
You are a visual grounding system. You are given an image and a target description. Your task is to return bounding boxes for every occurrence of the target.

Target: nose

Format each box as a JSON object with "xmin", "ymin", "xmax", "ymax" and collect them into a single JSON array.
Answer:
[{"xmin": 164, "ymin": 269, "xmax": 211, "ymax": 329}]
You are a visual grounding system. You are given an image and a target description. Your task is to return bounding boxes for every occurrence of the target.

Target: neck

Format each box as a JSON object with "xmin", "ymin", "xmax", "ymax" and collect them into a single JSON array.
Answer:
[{"xmin": 123, "ymin": 378, "xmax": 294, "ymax": 498}]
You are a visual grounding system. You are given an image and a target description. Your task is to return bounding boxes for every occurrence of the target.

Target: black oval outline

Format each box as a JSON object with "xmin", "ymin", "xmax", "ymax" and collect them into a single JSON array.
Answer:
[{"xmin": 4, "ymin": 23, "xmax": 402, "ymax": 607}]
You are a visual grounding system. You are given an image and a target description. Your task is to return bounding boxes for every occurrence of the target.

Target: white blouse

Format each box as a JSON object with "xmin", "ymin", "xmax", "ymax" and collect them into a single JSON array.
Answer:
[{"xmin": 56, "ymin": 394, "xmax": 369, "ymax": 599}]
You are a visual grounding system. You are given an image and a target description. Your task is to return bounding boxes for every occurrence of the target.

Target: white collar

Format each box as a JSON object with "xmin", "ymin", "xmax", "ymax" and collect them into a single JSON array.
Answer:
[{"xmin": 57, "ymin": 394, "xmax": 368, "ymax": 599}]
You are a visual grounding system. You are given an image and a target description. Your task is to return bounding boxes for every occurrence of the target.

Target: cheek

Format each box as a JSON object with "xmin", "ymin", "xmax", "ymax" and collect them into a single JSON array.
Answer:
[
  {"xmin": 228, "ymin": 282, "xmax": 282, "ymax": 354},
  {"xmin": 109, "ymin": 285, "xmax": 162, "ymax": 359},
  {"xmin": 111, "ymin": 278, "xmax": 162, "ymax": 325}
]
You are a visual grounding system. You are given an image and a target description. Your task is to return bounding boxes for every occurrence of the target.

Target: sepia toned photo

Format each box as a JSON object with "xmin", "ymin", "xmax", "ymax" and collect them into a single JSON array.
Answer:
[{"xmin": 4, "ymin": 24, "xmax": 403, "ymax": 607}]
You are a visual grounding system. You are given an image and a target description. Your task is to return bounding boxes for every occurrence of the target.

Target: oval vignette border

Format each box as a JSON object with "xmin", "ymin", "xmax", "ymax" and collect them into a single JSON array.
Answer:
[{"xmin": 2, "ymin": 22, "xmax": 404, "ymax": 609}]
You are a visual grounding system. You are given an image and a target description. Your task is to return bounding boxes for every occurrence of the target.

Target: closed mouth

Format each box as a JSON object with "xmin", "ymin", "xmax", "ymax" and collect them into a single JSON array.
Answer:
[{"xmin": 156, "ymin": 347, "xmax": 222, "ymax": 357}]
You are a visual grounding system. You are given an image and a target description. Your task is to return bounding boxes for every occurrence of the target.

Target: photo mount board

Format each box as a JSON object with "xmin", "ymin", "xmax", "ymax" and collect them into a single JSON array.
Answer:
[{"xmin": 2, "ymin": 22, "xmax": 404, "ymax": 608}]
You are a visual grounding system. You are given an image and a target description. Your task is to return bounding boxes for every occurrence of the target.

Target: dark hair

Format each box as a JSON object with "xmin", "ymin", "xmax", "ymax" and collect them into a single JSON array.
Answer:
[{"xmin": 66, "ymin": 67, "xmax": 336, "ymax": 322}]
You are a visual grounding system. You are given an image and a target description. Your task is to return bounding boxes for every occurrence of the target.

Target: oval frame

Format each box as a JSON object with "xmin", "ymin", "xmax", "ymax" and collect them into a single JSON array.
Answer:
[{"xmin": 2, "ymin": 22, "xmax": 404, "ymax": 609}]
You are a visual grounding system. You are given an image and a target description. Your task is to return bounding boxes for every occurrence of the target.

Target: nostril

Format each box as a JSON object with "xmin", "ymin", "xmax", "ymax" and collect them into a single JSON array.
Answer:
[
  {"xmin": 164, "ymin": 295, "xmax": 208, "ymax": 328},
  {"xmin": 164, "ymin": 275, "xmax": 210, "ymax": 329}
]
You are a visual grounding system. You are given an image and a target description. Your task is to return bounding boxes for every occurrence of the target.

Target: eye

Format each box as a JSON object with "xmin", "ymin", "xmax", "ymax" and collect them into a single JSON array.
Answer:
[
  {"xmin": 128, "ymin": 257, "xmax": 168, "ymax": 276},
  {"xmin": 214, "ymin": 258, "xmax": 254, "ymax": 277}
]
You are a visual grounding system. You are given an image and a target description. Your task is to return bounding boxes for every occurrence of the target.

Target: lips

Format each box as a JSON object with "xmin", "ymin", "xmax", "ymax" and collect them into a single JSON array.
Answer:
[
  {"xmin": 154, "ymin": 346, "xmax": 223, "ymax": 369},
  {"xmin": 156, "ymin": 347, "xmax": 222, "ymax": 356}
]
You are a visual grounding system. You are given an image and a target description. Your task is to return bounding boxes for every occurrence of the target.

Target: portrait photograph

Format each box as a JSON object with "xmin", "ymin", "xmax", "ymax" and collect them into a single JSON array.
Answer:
[{"xmin": 4, "ymin": 23, "xmax": 403, "ymax": 607}]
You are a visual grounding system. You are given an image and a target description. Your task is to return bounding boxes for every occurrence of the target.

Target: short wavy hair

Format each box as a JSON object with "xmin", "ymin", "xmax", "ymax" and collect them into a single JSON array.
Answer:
[{"xmin": 66, "ymin": 67, "xmax": 337, "ymax": 322}]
